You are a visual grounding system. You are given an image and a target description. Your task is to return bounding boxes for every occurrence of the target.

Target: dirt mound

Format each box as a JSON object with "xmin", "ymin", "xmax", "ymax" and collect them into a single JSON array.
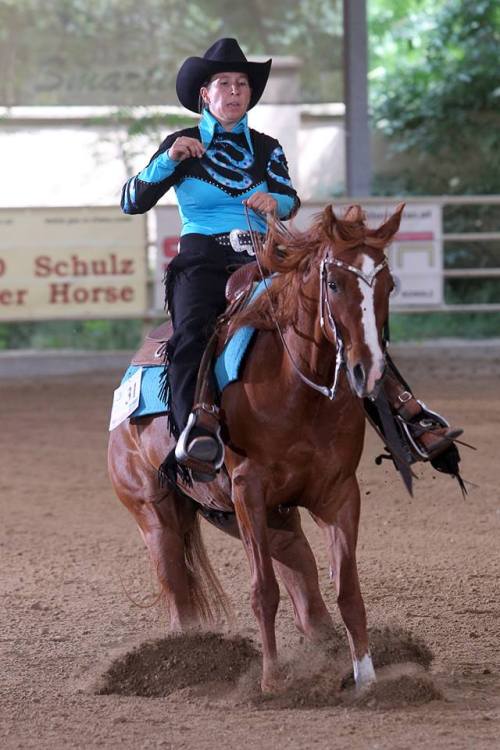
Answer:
[
  {"xmin": 348, "ymin": 664, "xmax": 442, "ymax": 709},
  {"xmin": 96, "ymin": 626, "xmax": 437, "ymax": 708},
  {"xmin": 235, "ymin": 637, "xmax": 347, "ymax": 709},
  {"xmin": 369, "ymin": 626, "xmax": 434, "ymax": 670},
  {"xmin": 246, "ymin": 627, "xmax": 438, "ymax": 710},
  {"xmin": 97, "ymin": 632, "xmax": 259, "ymax": 697}
]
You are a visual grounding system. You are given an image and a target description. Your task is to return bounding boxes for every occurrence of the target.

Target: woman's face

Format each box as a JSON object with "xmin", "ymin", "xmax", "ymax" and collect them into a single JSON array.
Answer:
[{"xmin": 201, "ymin": 72, "xmax": 251, "ymax": 129}]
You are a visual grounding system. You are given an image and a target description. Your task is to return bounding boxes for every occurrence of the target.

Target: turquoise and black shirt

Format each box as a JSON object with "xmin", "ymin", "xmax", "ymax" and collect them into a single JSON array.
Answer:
[{"xmin": 121, "ymin": 109, "xmax": 300, "ymax": 235}]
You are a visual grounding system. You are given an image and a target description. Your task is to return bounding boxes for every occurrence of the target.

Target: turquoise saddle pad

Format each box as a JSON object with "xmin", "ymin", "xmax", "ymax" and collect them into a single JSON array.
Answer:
[
  {"xmin": 121, "ymin": 278, "xmax": 268, "ymax": 420},
  {"xmin": 120, "ymin": 364, "xmax": 168, "ymax": 418}
]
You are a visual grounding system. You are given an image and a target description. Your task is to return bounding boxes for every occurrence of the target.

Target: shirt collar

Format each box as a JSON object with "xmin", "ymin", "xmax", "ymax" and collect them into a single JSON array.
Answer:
[{"xmin": 199, "ymin": 109, "xmax": 253, "ymax": 154}]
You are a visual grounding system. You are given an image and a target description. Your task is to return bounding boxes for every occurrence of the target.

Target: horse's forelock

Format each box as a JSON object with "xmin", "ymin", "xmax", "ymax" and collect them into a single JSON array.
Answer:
[
  {"xmin": 321, "ymin": 204, "xmax": 396, "ymax": 256},
  {"xmin": 343, "ymin": 204, "xmax": 366, "ymax": 223}
]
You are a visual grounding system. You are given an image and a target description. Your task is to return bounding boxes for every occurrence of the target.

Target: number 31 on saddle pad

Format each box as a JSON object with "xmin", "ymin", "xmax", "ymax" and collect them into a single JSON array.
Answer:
[{"xmin": 109, "ymin": 367, "xmax": 142, "ymax": 431}]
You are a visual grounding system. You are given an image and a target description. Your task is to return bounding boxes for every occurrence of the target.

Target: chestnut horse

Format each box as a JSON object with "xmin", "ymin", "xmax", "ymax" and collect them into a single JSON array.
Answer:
[{"xmin": 108, "ymin": 203, "xmax": 403, "ymax": 693}]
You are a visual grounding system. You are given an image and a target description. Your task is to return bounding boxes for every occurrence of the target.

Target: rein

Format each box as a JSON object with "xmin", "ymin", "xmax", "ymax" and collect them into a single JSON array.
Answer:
[{"xmin": 243, "ymin": 206, "xmax": 386, "ymax": 401}]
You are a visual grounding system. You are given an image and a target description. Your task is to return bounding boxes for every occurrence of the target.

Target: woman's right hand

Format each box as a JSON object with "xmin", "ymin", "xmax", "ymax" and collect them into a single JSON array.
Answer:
[{"xmin": 168, "ymin": 137, "xmax": 205, "ymax": 162}]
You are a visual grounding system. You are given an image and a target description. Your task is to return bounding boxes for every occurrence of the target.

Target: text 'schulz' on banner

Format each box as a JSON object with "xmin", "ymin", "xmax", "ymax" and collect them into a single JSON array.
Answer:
[{"xmin": 0, "ymin": 207, "xmax": 147, "ymax": 321}]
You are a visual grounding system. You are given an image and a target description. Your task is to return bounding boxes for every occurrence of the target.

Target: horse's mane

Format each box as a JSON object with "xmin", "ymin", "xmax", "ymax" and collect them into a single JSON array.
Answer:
[{"xmin": 231, "ymin": 204, "xmax": 399, "ymax": 332}]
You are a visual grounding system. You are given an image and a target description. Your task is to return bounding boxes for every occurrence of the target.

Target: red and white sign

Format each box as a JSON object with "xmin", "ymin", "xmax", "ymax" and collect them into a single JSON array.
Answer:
[{"xmin": 153, "ymin": 201, "xmax": 443, "ymax": 312}]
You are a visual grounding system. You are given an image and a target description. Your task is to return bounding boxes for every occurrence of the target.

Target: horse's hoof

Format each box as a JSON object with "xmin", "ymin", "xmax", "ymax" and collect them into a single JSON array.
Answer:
[
  {"xmin": 260, "ymin": 672, "xmax": 285, "ymax": 695},
  {"xmin": 261, "ymin": 682, "xmax": 283, "ymax": 696},
  {"xmin": 354, "ymin": 675, "xmax": 377, "ymax": 694}
]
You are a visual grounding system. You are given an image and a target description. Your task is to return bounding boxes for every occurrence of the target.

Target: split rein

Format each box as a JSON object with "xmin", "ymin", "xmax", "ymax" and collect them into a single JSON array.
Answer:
[{"xmin": 243, "ymin": 205, "xmax": 388, "ymax": 401}]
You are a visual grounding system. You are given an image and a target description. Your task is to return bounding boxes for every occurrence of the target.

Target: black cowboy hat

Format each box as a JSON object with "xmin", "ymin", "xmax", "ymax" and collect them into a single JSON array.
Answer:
[{"xmin": 176, "ymin": 38, "xmax": 272, "ymax": 113}]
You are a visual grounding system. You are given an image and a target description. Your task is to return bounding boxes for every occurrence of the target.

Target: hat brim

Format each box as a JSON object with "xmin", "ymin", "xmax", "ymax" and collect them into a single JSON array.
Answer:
[{"xmin": 176, "ymin": 57, "xmax": 272, "ymax": 113}]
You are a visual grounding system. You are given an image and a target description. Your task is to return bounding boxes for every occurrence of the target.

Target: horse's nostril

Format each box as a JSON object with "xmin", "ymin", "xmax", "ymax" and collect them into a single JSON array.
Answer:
[{"xmin": 353, "ymin": 363, "xmax": 365, "ymax": 388}]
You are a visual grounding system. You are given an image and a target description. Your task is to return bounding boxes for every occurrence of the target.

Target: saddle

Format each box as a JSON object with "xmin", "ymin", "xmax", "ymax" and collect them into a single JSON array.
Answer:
[
  {"xmin": 131, "ymin": 321, "xmax": 172, "ymax": 367},
  {"xmin": 131, "ymin": 262, "xmax": 261, "ymax": 369},
  {"xmin": 225, "ymin": 261, "xmax": 260, "ymax": 304}
]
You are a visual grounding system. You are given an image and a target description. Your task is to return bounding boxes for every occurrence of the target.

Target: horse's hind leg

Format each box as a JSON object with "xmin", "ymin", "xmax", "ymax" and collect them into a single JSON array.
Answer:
[
  {"xmin": 130, "ymin": 493, "xmax": 202, "ymax": 631},
  {"xmin": 109, "ymin": 424, "xmax": 200, "ymax": 631},
  {"xmin": 323, "ymin": 478, "xmax": 376, "ymax": 689},
  {"xmin": 267, "ymin": 508, "xmax": 333, "ymax": 640}
]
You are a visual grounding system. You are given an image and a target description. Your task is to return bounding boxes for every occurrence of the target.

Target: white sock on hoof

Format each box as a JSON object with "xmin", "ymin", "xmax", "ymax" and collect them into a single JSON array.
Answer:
[{"xmin": 353, "ymin": 652, "xmax": 376, "ymax": 687}]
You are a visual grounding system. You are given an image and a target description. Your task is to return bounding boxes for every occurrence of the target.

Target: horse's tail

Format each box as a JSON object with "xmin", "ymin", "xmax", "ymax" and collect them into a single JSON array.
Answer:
[{"xmin": 182, "ymin": 505, "xmax": 232, "ymax": 626}]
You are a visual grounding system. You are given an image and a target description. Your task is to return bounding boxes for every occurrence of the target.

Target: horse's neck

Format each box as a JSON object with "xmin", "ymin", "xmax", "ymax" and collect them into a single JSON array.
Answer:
[{"xmin": 283, "ymin": 276, "xmax": 335, "ymax": 385}]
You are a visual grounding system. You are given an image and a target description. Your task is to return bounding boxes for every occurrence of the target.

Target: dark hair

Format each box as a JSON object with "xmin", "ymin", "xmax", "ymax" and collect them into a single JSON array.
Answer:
[{"xmin": 198, "ymin": 79, "xmax": 210, "ymax": 114}]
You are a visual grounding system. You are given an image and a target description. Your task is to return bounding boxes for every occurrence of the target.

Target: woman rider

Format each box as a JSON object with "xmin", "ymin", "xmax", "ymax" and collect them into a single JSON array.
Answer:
[
  {"xmin": 121, "ymin": 38, "xmax": 300, "ymax": 480},
  {"xmin": 122, "ymin": 38, "xmax": 462, "ymax": 484}
]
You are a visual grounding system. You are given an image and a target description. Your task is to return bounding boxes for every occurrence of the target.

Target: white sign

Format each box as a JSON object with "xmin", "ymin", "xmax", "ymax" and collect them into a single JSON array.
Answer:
[
  {"xmin": 153, "ymin": 201, "xmax": 443, "ymax": 312},
  {"xmin": 295, "ymin": 202, "xmax": 443, "ymax": 308},
  {"xmin": 0, "ymin": 207, "xmax": 147, "ymax": 321},
  {"xmin": 109, "ymin": 367, "xmax": 142, "ymax": 431}
]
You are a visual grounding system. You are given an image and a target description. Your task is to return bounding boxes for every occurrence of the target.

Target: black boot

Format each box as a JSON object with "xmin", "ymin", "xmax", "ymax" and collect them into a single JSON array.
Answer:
[{"xmin": 383, "ymin": 357, "xmax": 463, "ymax": 461}]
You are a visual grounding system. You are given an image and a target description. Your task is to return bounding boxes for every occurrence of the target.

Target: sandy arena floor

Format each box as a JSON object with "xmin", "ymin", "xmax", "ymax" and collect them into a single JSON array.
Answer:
[{"xmin": 1, "ymin": 343, "xmax": 499, "ymax": 749}]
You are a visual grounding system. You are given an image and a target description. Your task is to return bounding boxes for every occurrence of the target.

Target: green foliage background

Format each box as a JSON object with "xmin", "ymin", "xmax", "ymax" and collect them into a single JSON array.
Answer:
[
  {"xmin": 368, "ymin": 0, "xmax": 500, "ymax": 337},
  {"xmin": 369, "ymin": 0, "xmax": 500, "ymax": 196}
]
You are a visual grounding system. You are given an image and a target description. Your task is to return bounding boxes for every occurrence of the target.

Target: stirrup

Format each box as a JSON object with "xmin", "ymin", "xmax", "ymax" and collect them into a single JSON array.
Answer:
[
  {"xmin": 175, "ymin": 412, "xmax": 224, "ymax": 483},
  {"xmin": 398, "ymin": 401, "xmax": 461, "ymax": 460}
]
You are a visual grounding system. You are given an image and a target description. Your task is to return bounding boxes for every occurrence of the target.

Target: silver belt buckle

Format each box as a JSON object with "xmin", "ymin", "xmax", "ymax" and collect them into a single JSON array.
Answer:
[{"xmin": 229, "ymin": 228, "xmax": 254, "ymax": 255}]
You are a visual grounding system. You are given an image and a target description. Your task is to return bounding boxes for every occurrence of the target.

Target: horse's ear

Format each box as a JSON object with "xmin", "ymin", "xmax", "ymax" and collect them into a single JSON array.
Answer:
[
  {"xmin": 374, "ymin": 202, "xmax": 405, "ymax": 243},
  {"xmin": 322, "ymin": 204, "xmax": 338, "ymax": 238}
]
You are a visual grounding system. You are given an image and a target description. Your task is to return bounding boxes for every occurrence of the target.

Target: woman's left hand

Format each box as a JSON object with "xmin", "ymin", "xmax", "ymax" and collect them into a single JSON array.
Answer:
[{"xmin": 243, "ymin": 192, "xmax": 277, "ymax": 215}]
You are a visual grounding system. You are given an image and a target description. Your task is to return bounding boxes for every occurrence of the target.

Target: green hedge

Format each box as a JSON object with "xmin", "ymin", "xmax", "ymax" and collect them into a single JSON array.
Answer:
[{"xmin": 1, "ymin": 311, "xmax": 498, "ymax": 351}]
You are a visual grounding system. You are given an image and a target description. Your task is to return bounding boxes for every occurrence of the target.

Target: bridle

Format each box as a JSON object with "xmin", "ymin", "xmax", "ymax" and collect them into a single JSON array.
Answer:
[{"xmin": 244, "ymin": 207, "xmax": 389, "ymax": 401}]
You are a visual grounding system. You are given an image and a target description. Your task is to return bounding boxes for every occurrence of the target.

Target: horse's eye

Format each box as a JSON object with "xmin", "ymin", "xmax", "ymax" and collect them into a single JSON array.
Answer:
[{"xmin": 328, "ymin": 280, "xmax": 338, "ymax": 292}]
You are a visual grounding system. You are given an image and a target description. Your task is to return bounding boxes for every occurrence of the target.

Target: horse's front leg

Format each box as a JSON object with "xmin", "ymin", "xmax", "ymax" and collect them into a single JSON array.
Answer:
[
  {"xmin": 267, "ymin": 508, "xmax": 333, "ymax": 640},
  {"xmin": 232, "ymin": 461, "xmax": 281, "ymax": 693},
  {"xmin": 323, "ymin": 476, "xmax": 376, "ymax": 690}
]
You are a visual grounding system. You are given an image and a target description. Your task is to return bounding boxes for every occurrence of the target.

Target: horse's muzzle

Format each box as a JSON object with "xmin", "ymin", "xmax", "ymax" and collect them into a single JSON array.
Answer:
[{"xmin": 348, "ymin": 357, "xmax": 385, "ymax": 399}]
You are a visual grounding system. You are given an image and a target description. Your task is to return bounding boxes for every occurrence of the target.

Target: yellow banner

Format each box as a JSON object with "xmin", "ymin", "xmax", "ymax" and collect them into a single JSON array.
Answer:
[{"xmin": 0, "ymin": 207, "xmax": 147, "ymax": 320}]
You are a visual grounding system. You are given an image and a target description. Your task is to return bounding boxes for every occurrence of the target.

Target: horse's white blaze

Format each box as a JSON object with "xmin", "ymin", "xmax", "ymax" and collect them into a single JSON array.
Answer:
[
  {"xmin": 358, "ymin": 256, "xmax": 385, "ymax": 392},
  {"xmin": 353, "ymin": 652, "xmax": 376, "ymax": 687}
]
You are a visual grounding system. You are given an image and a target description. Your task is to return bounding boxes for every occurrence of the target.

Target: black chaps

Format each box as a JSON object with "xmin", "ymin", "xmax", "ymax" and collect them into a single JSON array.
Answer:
[{"xmin": 164, "ymin": 233, "xmax": 254, "ymax": 436}]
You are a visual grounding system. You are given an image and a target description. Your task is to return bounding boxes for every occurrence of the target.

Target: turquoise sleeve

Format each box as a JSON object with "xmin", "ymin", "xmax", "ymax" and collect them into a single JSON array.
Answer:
[
  {"xmin": 137, "ymin": 150, "xmax": 179, "ymax": 184},
  {"xmin": 269, "ymin": 192, "xmax": 295, "ymax": 220}
]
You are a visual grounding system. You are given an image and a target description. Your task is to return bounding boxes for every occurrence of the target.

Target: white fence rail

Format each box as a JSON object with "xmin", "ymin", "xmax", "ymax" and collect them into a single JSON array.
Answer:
[{"xmin": 152, "ymin": 196, "xmax": 500, "ymax": 316}]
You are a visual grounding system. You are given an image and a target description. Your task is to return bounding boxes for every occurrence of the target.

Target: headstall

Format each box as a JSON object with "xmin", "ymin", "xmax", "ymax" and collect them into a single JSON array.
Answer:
[{"xmin": 244, "ymin": 206, "xmax": 389, "ymax": 401}]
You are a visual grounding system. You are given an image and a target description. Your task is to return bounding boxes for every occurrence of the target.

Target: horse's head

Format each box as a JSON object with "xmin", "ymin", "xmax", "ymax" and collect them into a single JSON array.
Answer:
[
  {"xmin": 231, "ymin": 203, "xmax": 403, "ymax": 400},
  {"xmin": 320, "ymin": 203, "xmax": 404, "ymax": 398}
]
